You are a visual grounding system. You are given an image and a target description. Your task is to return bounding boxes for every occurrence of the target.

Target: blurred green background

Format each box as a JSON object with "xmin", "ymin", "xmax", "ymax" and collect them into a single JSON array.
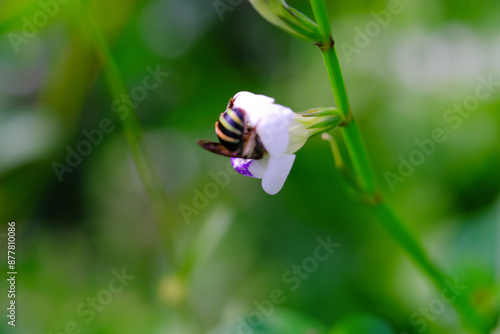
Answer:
[{"xmin": 1, "ymin": 0, "xmax": 500, "ymax": 333}]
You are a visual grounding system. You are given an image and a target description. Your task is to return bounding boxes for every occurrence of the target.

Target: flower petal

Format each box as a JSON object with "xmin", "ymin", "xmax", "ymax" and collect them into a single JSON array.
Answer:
[
  {"xmin": 261, "ymin": 154, "xmax": 296, "ymax": 195},
  {"xmin": 233, "ymin": 92, "xmax": 295, "ymax": 156},
  {"xmin": 231, "ymin": 158, "xmax": 255, "ymax": 177},
  {"xmin": 248, "ymin": 157, "xmax": 267, "ymax": 178},
  {"xmin": 233, "ymin": 91, "xmax": 275, "ymax": 109},
  {"xmin": 233, "ymin": 91, "xmax": 277, "ymax": 128},
  {"xmin": 256, "ymin": 106, "xmax": 293, "ymax": 156},
  {"xmin": 231, "ymin": 157, "xmax": 267, "ymax": 179}
]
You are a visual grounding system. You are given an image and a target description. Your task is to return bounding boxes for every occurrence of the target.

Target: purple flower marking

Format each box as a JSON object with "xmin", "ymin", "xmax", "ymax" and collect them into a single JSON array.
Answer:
[{"xmin": 231, "ymin": 158, "xmax": 255, "ymax": 178}]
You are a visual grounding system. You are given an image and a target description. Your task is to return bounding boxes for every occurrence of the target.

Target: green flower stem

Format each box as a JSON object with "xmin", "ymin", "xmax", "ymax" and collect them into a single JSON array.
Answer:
[
  {"xmin": 373, "ymin": 201, "xmax": 488, "ymax": 332},
  {"xmin": 316, "ymin": 20, "xmax": 375, "ymax": 195},
  {"xmin": 309, "ymin": 0, "xmax": 331, "ymax": 47},
  {"xmin": 309, "ymin": 0, "xmax": 487, "ymax": 331},
  {"xmin": 320, "ymin": 47, "xmax": 349, "ymax": 115},
  {"xmin": 339, "ymin": 115, "xmax": 375, "ymax": 194},
  {"xmin": 322, "ymin": 133, "xmax": 360, "ymax": 197},
  {"xmin": 80, "ymin": 3, "xmax": 178, "ymax": 264}
]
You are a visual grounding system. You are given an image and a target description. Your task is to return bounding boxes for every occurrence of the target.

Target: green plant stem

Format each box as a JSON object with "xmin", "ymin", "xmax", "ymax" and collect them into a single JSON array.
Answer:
[
  {"xmin": 321, "ymin": 45, "xmax": 375, "ymax": 194},
  {"xmin": 309, "ymin": 0, "xmax": 488, "ymax": 331},
  {"xmin": 373, "ymin": 201, "xmax": 488, "ymax": 332},
  {"xmin": 313, "ymin": 6, "xmax": 375, "ymax": 194},
  {"xmin": 309, "ymin": 0, "xmax": 331, "ymax": 46}
]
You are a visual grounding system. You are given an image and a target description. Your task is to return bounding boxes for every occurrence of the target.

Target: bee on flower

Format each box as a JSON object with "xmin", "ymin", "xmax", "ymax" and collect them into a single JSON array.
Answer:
[{"xmin": 198, "ymin": 92, "xmax": 340, "ymax": 195}]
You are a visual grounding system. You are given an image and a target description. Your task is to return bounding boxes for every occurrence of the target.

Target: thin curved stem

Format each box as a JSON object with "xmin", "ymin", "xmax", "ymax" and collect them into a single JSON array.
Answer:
[
  {"xmin": 372, "ymin": 201, "xmax": 488, "ymax": 332},
  {"xmin": 79, "ymin": 2, "xmax": 178, "ymax": 266},
  {"xmin": 308, "ymin": 1, "xmax": 375, "ymax": 194},
  {"xmin": 309, "ymin": 0, "xmax": 488, "ymax": 332},
  {"xmin": 309, "ymin": 0, "xmax": 331, "ymax": 47}
]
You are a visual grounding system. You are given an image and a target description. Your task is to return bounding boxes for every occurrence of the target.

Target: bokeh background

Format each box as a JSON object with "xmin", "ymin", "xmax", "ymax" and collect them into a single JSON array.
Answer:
[{"xmin": 1, "ymin": 0, "xmax": 500, "ymax": 333}]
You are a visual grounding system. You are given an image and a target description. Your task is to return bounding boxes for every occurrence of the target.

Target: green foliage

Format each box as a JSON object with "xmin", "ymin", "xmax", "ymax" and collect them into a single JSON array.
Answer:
[{"xmin": 0, "ymin": 0, "xmax": 499, "ymax": 333}]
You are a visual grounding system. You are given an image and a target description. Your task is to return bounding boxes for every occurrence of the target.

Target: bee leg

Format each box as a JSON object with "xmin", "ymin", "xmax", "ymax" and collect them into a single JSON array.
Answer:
[
  {"xmin": 241, "ymin": 128, "xmax": 265, "ymax": 160},
  {"xmin": 197, "ymin": 139, "xmax": 240, "ymax": 158}
]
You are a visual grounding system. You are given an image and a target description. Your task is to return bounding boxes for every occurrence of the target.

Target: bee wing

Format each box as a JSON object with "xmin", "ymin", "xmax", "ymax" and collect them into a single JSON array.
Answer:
[{"xmin": 197, "ymin": 139, "xmax": 241, "ymax": 158}]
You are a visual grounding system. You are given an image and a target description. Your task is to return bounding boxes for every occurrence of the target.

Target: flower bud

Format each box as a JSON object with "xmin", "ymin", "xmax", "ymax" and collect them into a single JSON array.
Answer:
[{"xmin": 248, "ymin": 0, "xmax": 323, "ymax": 43}]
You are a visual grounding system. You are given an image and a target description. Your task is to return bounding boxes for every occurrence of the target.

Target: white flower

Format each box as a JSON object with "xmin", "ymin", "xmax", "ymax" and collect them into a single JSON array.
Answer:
[
  {"xmin": 201, "ymin": 92, "xmax": 339, "ymax": 195},
  {"xmin": 230, "ymin": 91, "xmax": 310, "ymax": 195}
]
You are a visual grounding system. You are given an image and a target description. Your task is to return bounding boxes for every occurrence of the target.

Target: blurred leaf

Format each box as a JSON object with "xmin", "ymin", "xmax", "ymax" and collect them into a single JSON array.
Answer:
[
  {"xmin": 329, "ymin": 314, "xmax": 395, "ymax": 334},
  {"xmin": 215, "ymin": 308, "xmax": 327, "ymax": 334},
  {"xmin": 254, "ymin": 308, "xmax": 327, "ymax": 334},
  {"xmin": 0, "ymin": 109, "xmax": 61, "ymax": 173}
]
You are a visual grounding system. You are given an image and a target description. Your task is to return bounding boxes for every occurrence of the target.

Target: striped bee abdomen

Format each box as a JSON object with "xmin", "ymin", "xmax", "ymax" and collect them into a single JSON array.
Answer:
[{"xmin": 216, "ymin": 107, "xmax": 245, "ymax": 151}]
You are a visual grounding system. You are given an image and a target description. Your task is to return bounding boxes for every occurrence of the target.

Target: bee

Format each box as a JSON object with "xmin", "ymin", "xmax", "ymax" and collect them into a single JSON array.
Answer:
[{"xmin": 198, "ymin": 98, "xmax": 265, "ymax": 159}]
